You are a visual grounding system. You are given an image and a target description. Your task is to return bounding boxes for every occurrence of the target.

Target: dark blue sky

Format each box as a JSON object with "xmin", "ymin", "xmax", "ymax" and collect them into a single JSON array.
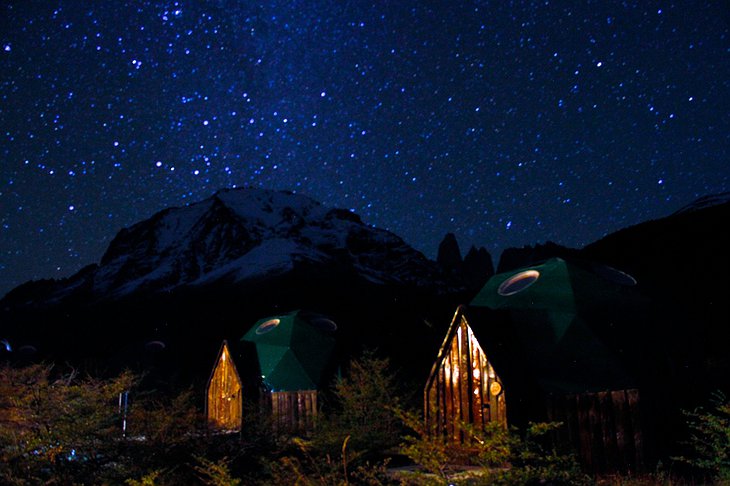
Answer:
[{"xmin": 1, "ymin": 1, "xmax": 728, "ymax": 296}]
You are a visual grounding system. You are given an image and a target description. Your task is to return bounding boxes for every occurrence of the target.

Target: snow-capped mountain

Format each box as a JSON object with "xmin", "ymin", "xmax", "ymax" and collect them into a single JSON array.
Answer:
[
  {"xmin": 5, "ymin": 188, "xmax": 455, "ymax": 305},
  {"xmin": 1, "ymin": 188, "xmax": 471, "ymax": 382},
  {"xmin": 671, "ymin": 191, "xmax": 730, "ymax": 215}
]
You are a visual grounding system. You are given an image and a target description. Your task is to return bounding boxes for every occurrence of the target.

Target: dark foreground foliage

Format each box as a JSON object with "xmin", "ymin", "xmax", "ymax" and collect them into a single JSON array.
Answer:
[
  {"xmin": 671, "ymin": 391, "xmax": 730, "ymax": 484},
  {"xmin": 1, "ymin": 359, "xmax": 726, "ymax": 485}
]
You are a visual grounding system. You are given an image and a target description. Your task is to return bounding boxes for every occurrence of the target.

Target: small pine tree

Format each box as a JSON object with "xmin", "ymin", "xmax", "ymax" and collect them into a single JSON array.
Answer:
[
  {"xmin": 192, "ymin": 456, "xmax": 242, "ymax": 486},
  {"xmin": 314, "ymin": 351, "xmax": 403, "ymax": 458},
  {"xmin": 673, "ymin": 391, "xmax": 730, "ymax": 483}
]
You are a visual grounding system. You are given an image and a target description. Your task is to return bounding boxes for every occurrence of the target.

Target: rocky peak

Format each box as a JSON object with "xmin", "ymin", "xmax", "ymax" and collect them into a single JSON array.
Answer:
[
  {"xmin": 3, "ymin": 188, "xmax": 462, "ymax": 306},
  {"xmin": 463, "ymin": 245, "xmax": 494, "ymax": 291},
  {"xmin": 496, "ymin": 241, "xmax": 579, "ymax": 273},
  {"xmin": 437, "ymin": 233, "xmax": 462, "ymax": 273}
]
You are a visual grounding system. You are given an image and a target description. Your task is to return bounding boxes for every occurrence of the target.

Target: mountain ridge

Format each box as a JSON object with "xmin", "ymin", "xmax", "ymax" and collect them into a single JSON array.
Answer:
[{"xmin": 3, "ymin": 187, "xmax": 468, "ymax": 309}]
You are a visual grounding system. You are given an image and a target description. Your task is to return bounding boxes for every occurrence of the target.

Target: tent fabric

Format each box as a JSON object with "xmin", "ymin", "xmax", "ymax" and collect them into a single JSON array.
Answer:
[
  {"xmin": 467, "ymin": 258, "xmax": 641, "ymax": 393},
  {"xmin": 265, "ymin": 349, "xmax": 318, "ymax": 391},
  {"xmin": 241, "ymin": 310, "xmax": 336, "ymax": 392},
  {"xmin": 474, "ymin": 259, "xmax": 576, "ymax": 314}
]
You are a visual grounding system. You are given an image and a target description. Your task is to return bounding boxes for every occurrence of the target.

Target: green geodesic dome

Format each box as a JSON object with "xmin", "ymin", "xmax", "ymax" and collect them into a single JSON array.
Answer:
[
  {"xmin": 241, "ymin": 310, "xmax": 336, "ymax": 392},
  {"xmin": 469, "ymin": 258, "xmax": 640, "ymax": 392}
]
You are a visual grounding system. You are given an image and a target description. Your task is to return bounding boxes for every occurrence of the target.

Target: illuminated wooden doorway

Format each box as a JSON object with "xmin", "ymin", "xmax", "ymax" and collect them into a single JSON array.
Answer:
[
  {"xmin": 206, "ymin": 341, "xmax": 243, "ymax": 432},
  {"xmin": 425, "ymin": 306, "xmax": 507, "ymax": 441}
]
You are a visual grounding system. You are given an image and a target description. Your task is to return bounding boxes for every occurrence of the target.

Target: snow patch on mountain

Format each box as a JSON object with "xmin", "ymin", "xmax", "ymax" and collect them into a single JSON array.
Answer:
[
  {"xmin": 8, "ymin": 188, "xmax": 452, "ymax": 303},
  {"xmin": 672, "ymin": 191, "xmax": 730, "ymax": 215},
  {"xmin": 191, "ymin": 238, "xmax": 306, "ymax": 286}
]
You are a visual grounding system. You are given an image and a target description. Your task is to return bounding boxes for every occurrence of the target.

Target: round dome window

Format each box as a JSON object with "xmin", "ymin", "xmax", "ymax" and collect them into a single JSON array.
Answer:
[
  {"xmin": 498, "ymin": 270, "xmax": 540, "ymax": 296},
  {"xmin": 590, "ymin": 263, "xmax": 637, "ymax": 286},
  {"xmin": 310, "ymin": 317, "xmax": 338, "ymax": 332},
  {"xmin": 256, "ymin": 318, "xmax": 281, "ymax": 335}
]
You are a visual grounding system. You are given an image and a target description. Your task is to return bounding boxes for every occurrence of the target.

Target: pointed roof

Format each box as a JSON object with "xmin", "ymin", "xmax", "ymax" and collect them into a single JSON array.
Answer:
[{"xmin": 206, "ymin": 340, "xmax": 242, "ymax": 390}]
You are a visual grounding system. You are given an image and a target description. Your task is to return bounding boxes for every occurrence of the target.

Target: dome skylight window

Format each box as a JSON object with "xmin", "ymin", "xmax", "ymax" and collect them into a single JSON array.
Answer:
[
  {"xmin": 498, "ymin": 270, "xmax": 540, "ymax": 296},
  {"xmin": 256, "ymin": 318, "xmax": 281, "ymax": 335},
  {"xmin": 310, "ymin": 317, "xmax": 338, "ymax": 332},
  {"xmin": 590, "ymin": 263, "xmax": 637, "ymax": 286}
]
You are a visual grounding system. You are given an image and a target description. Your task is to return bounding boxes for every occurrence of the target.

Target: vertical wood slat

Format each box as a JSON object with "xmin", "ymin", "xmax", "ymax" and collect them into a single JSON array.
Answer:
[
  {"xmin": 450, "ymin": 325, "xmax": 458, "ymax": 440},
  {"xmin": 558, "ymin": 390, "xmax": 643, "ymax": 475},
  {"xmin": 434, "ymin": 360, "xmax": 440, "ymax": 435},
  {"xmin": 269, "ymin": 390, "xmax": 319, "ymax": 435},
  {"xmin": 599, "ymin": 391, "xmax": 620, "ymax": 474},
  {"xmin": 271, "ymin": 393, "xmax": 277, "ymax": 432},
  {"xmin": 627, "ymin": 389, "xmax": 644, "ymax": 472},
  {"xmin": 437, "ymin": 364, "xmax": 445, "ymax": 435},
  {"xmin": 460, "ymin": 321, "xmax": 471, "ymax": 432},
  {"xmin": 588, "ymin": 393, "xmax": 607, "ymax": 473},
  {"xmin": 471, "ymin": 340, "xmax": 483, "ymax": 428},
  {"xmin": 311, "ymin": 391, "xmax": 318, "ymax": 431},
  {"xmin": 297, "ymin": 392, "xmax": 304, "ymax": 432},
  {"xmin": 576, "ymin": 394, "xmax": 594, "ymax": 470},
  {"xmin": 443, "ymin": 348, "xmax": 452, "ymax": 439},
  {"xmin": 590, "ymin": 393, "xmax": 604, "ymax": 473},
  {"xmin": 565, "ymin": 394, "xmax": 580, "ymax": 461},
  {"xmin": 611, "ymin": 390, "xmax": 630, "ymax": 474}
]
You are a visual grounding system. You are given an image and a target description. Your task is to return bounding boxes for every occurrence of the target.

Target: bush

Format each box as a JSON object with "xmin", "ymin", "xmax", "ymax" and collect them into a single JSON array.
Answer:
[
  {"xmin": 312, "ymin": 351, "xmax": 404, "ymax": 461},
  {"xmin": 267, "ymin": 436, "xmax": 390, "ymax": 486},
  {"xmin": 398, "ymin": 412, "xmax": 589, "ymax": 486},
  {"xmin": 192, "ymin": 455, "xmax": 242, "ymax": 486},
  {"xmin": 673, "ymin": 390, "xmax": 730, "ymax": 483},
  {"xmin": 260, "ymin": 352, "xmax": 401, "ymax": 485},
  {"xmin": 0, "ymin": 363, "xmax": 214, "ymax": 485},
  {"xmin": 0, "ymin": 363, "xmax": 136, "ymax": 484}
]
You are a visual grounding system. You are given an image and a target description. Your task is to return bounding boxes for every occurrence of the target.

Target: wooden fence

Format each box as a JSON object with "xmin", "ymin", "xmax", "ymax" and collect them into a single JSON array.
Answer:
[
  {"xmin": 546, "ymin": 388, "xmax": 644, "ymax": 474},
  {"xmin": 268, "ymin": 390, "xmax": 318, "ymax": 434}
]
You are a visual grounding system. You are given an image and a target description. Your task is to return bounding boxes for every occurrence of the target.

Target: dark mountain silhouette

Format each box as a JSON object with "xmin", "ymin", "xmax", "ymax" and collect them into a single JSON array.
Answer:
[
  {"xmin": 462, "ymin": 245, "xmax": 494, "ymax": 291},
  {"xmin": 0, "ymin": 188, "xmax": 469, "ymax": 388},
  {"xmin": 496, "ymin": 241, "xmax": 580, "ymax": 273},
  {"xmin": 436, "ymin": 233, "xmax": 463, "ymax": 273},
  {"xmin": 436, "ymin": 232, "xmax": 494, "ymax": 292}
]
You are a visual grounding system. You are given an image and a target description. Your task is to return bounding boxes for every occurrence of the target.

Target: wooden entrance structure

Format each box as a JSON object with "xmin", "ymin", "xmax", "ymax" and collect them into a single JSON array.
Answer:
[
  {"xmin": 206, "ymin": 341, "xmax": 243, "ymax": 431},
  {"xmin": 425, "ymin": 306, "xmax": 507, "ymax": 441}
]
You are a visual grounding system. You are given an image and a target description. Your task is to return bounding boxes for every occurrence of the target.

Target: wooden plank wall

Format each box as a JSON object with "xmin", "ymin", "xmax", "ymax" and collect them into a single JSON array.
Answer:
[
  {"xmin": 270, "ymin": 390, "xmax": 318, "ymax": 435},
  {"xmin": 546, "ymin": 389, "xmax": 644, "ymax": 475},
  {"xmin": 425, "ymin": 317, "xmax": 507, "ymax": 442},
  {"xmin": 206, "ymin": 346, "xmax": 243, "ymax": 431}
]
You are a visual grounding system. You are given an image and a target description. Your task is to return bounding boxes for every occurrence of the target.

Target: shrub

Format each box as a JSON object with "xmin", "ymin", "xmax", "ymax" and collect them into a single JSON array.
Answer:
[
  {"xmin": 673, "ymin": 390, "xmax": 730, "ymax": 483},
  {"xmin": 398, "ymin": 412, "xmax": 589, "ymax": 486},
  {"xmin": 313, "ymin": 351, "xmax": 403, "ymax": 461},
  {"xmin": 0, "ymin": 363, "xmax": 137, "ymax": 484},
  {"xmin": 262, "ymin": 352, "xmax": 400, "ymax": 485},
  {"xmin": 0, "ymin": 363, "xmax": 214, "ymax": 485},
  {"xmin": 192, "ymin": 456, "xmax": 242, "ymax": 486}
]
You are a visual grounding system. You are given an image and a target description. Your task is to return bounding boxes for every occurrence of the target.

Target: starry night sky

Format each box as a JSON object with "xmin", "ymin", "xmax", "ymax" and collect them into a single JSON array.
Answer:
[{"xmin": 1, "ymin": 1, "xmax": 728, "ymax": 296}]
